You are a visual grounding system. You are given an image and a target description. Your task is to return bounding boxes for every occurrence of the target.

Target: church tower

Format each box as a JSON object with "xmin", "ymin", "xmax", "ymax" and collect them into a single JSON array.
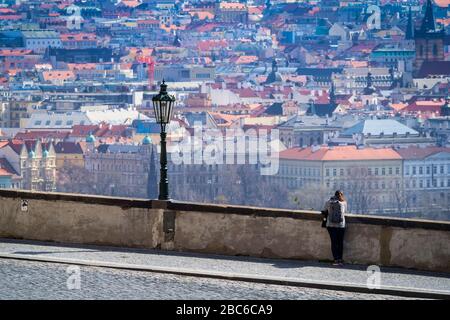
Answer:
[
  {"xmin": 414, "ymin": 0, "xmax": 445, "ymax": 75},
  {"xmin": 404, "ymin": 7, "xmax": 415, "ymax": 49}
]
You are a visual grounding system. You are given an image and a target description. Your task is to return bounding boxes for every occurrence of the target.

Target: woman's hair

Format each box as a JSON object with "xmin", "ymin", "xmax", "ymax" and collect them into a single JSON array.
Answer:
[{"xmin": 335, "ymin": 190, "xmax": 345, "ymax": 202}]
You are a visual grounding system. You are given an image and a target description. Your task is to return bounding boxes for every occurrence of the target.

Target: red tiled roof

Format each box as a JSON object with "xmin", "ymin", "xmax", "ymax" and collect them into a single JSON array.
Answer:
[
  {"xmin": 42, "ymin": 71, "xmax": 76, "ymax": 81},
  {"xmin": 220, "ymin": 2, "xmax": 247, "ymax": 10},
  {"xmin": 188, "ymin": 10, "xmax": 215, "ymax": 20},
  {"xmin": 434, "ymin": 0, "xmax": 450, "ymax": 8},
  {"xmin": 71, "ymin": 125, "xmax": 99, "ymax": 137},
  {"xmin": 0, "ymin": 8, "xmax": 15, "ymax": 14},
  {"xmin": 232, "ymin": 88, "xmax": 259, "ymax": 98},
  {"xmin": 197, "ymin": 39, "xmax": 228, "ymax": 51},
  {"xmin": 118, "ymin": 0, "xmax": 142, "ymax": 7},
  {"xmin": 6, "ymin": 140, "xmax": 52, "ymax": 155},
  {"xmin": 394, "ymin": 147, "xmax": 450, "ymax": 160},
  {"xmin": 14, "ymin": 131, "xmax": 70, "ymax": 140},
  {"xmin": 0, "ymin": 158, "xmax": 17, "ymax": 177},
  {"xmin": 0, "ymin": 47, "xmax": 29, "ymax": 55},
  {"xmin": 192, "ymin": 23, "xmax": 220, "ymax": 33},
  {"xmin": 137, "ymin": 19, "xmax": 159, "ymax": 25},
  {"xmin": 67, "ymin": 63, "xmax": 97, "ymax": 71},
  {"xmin": 70, "ymin": 124, "xmax": 129, "ymax": 138},
  {"xmin": 405, "ymin": 100, "xmax": 445, "ymax": 113},
  {"xmin": 231, "ymin": 55, "xmax": 258, "ymax": 64},
  {"xmin": 280, "ymin": 146, "xmax": 402, "ymax": 161},
  {"xmin": 0, "ymin": 15, "xmax": 22, "ymax": 20}
]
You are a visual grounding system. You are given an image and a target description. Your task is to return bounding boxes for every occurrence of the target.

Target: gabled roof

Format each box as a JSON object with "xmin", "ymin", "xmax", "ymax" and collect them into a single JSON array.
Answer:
[
  {"xmin": 405, "ymin": 99, "xmax": 445, "ymax": 113},
  {"xmin": 307, "ymin": 103, "xmax": 337, "ymax": 117},
  {"xmin": 14, "ymin": 131, "xmax": 70, "ymax": 141},
  {"xmin": 417, "ymin": 61, "xmax": 450, "ymax": 78},
  {"xmin": 42, "ymin": 71, "xmax": 76, "ymax": 81},
  {"xmin": 0, "ymin": 158, "xmax": 18, "ymax": 177},
  {"xmin": 53, "ymin": 142, "xmax": 83, "ymax": 154},
  {"xmin": 341, "ymin": 119, "xmax": 418, "ymax": 137},
  {"xmin": 280, "ymin": 145, "xmax": 402, "ymax": 161},
  {"xmin": 395, "ymin": 146, "xmax": 450, "ymax": 160}
]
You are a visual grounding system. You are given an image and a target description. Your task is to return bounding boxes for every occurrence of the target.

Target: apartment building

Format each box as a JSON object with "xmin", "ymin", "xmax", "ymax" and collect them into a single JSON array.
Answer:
[{"xmin": 277, "ymin": 145, "xmax": 403, "ymax": 213}]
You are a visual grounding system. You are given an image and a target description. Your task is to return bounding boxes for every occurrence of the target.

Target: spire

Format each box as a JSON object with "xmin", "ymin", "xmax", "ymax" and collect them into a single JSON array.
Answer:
[
  {"xmin": 367, "ymin": 72, "xmax": 373, "ymax": 88},
  {"xmin": 173, "ymin": 32, "xmax": 181, "ymax": 47},
  {"xmin": 420, "ymin": 0, "xmax": 436, "ymax": 33},
  {"xmin": 329, "ymin": 81, "xmax": 336, "ymax": 106},
  {"xmin": 363, "ymin": 72, "xmax": 376, "ymax": 95},
  {"xmin": 272, "ymin": 59, "xmax": 278, "ymax": 73},
  {"xmin": 264, "ymin": 59, "xmax": 282, "ymax": 84},
  {"xmin": 405, "ymin": 6, "xmax": 414, "ymax": 40}
]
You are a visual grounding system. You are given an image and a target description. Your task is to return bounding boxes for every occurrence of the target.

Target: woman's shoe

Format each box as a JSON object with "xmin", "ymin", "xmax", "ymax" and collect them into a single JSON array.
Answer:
[{"xmin": 332, "ymin": 260, "xmax": 340, "ymax": 266}]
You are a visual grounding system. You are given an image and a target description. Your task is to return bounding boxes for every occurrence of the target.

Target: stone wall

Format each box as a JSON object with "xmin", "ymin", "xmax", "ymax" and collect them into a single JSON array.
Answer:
[{"xmin": 0, "ymin": 189, "xmax": 449, "ymax": 273}]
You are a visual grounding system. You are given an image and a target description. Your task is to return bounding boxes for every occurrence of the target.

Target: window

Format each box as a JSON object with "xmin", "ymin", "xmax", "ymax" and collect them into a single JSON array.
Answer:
[
  {"xmin": 440, "ymin": 165, "xmax": 444, "ymax": 174},
  {"xmin": 382, "ymin": 168, "xmax": 385, "ymax": 175},
  {"xmin": 412, "ymin": 166, "xmax": 416, "ymax": 175},
  {"xmin": 45, "ymin": 120, "xmax": 51, "ymax": 126},
  {"xmin": 333, "ymin": 169, "xmax": 336, "ymax": 176},
  {"xmin": 396, "ymin": 167, "xmax": 400, "ymax": 175},
  {"xmin": 419, "ymin": 167, "xmax": 423, "ymax": 175},
  {"xmin": 340, "ymin": 168, "xmax": 344, "ymax": 176},
  {"xmin": 325, "ymin": 168, "xmax": 330, "ymax": 177},
  {"xmin": 55, "ymin": 120, "xmax": 62, "ymax": 126},
  {"xmin": 388, "ymin": 167, "xmax": 392, "ymax": 175},
  {"xmin": 34, "ymin": 120, "xmax": 42, "ymax": 125},
  {"xmin": 375, "ymin": 168, "xmax": 379, "ymax": 175},
  {"xmin": 426, "ymin": 166, "xmax": 430, "ymax": 175}
]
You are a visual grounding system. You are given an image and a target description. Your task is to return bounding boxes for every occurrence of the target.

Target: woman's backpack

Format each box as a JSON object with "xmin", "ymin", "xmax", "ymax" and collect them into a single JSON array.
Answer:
[{"xmin": 329, "ymin": 199, "xmax": 343, "ymax": 223}]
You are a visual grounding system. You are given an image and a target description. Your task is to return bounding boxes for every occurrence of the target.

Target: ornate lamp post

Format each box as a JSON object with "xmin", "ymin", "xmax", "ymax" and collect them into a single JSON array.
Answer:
[{"xmin": 152, "ymin": 80, "xmax": 175, "ymax": 200}]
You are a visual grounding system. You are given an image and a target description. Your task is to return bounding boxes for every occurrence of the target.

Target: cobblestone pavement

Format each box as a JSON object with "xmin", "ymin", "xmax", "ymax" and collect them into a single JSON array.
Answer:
[
  {"xmin": 0, "ymin": 239, "xmax": 448, "ymax": 297},
  {"xmin": 0, "ymin": 259, "xmax": 412, "ymax": 300}
]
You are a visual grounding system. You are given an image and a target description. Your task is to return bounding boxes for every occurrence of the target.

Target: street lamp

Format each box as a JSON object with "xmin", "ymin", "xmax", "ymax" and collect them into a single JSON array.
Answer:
[{"xmin": 152, "ymin": 80, "xmax": 175, "ymax": 200}]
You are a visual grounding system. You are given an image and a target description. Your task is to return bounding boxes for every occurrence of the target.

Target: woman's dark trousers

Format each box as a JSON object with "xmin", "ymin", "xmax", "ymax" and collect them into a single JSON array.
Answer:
[{"xmin": 327, "ymin": 227, "xmax": 345, "ymax": 261}]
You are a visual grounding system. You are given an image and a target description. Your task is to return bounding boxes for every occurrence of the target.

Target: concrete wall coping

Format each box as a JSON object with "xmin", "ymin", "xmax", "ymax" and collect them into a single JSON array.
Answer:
[{"xmin": 1, "ymin": 189, "xmax": 449, "ymax": 232}]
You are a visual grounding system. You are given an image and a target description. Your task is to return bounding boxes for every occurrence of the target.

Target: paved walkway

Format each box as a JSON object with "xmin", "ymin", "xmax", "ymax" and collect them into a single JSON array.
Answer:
[{"xmin": 0, "ymin": 238, "xmax": 449, "ymax": 298}]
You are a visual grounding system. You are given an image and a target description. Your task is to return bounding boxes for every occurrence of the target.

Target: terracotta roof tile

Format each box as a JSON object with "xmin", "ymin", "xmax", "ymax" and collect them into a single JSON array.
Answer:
[{"xmin": 280, "ymin": 146, "xmax": 402, "ymax": 161}]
